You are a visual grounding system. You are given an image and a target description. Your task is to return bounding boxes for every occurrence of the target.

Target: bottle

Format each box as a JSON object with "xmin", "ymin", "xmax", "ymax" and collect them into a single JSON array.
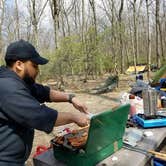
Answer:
[{"xmin": 129, "ymin": 94, "xmax": 136, "ymax": 117}]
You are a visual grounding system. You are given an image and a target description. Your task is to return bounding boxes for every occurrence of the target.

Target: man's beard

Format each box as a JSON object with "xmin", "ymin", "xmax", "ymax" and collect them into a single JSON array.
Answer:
[{"xmin": 23, "ymin": 71, "xmax": 35, "ymax": 85}]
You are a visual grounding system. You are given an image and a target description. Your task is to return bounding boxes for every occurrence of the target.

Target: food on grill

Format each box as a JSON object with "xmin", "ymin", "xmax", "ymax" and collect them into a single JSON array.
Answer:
[
  {"xmin": 53, "ymin": 128, "xmax": 88, "ymax": 149},
  {"xmin": 68, "ymin": 132, "xmax": 88, "ymax": 147},
  {"xmin": 54, "ymin": 136, "xmax": 64, "ymax": 145}
]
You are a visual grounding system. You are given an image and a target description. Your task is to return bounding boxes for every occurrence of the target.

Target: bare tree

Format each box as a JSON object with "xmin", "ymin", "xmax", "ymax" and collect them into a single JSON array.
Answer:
[
  {"xmin": 89, "ymin": 0, "xmax": 97, "ymax": 37},
  {"xmin": 158, "ymin": 1, "xmax": 164, "ymax": 61},
  {"xmin": 132, "ymin": 0, "xmax": 138, "ymax": 65},
  {"xmin": 127, "ymin": 0, "xmax": 143, "ymax": 73},
  {"xmin": 156, "ymin": 0, "xmax": 160, "ymax": 67},
  {"xmin": 81, "ymin": 0, "xmax": 85, "ymax": 43},
  {"xmin": 49, "ymin": 0, "xmax": 60, "ymax": 49},
  {"xmin": 100, "ymin": 0, "xmax": 118, "ymax": 73},
  {"xmin": 72, "ymin": 0, "xmax": 80, "ymax": 34},
  {"xmin": 118, "ymin": 0, "xmax": 124, "ymax": 73},
  {"xmin": 145, "ymin": 0, "xmax": 151, "ymax": 81},
  {"xmin": 60, "ymin": 0, "xmax": 76, "ymax": 36},
  {"xmin": 163, "ymin": 0, "xmax": 166, "ymax": 55},
  {"xmin": 14, "ymin": 0, "xmax": 20, "ymax": 40},
  {"xmin": 28, "ymin": 0, "xmax": 48, "ymax": 48},
  {"xmin": 1, "ymin": 0, "xmax": 166, "ymax": 80},
  {"xmin": 0, "ymin": 0, "xmax": 5, "ymax": 57}
]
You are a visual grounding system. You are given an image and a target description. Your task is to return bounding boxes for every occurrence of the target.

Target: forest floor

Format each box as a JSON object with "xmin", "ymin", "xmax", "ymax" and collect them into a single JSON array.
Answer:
[{"xmin": 26, "ymin": 73, "xmax": 138, "ymax": 165}]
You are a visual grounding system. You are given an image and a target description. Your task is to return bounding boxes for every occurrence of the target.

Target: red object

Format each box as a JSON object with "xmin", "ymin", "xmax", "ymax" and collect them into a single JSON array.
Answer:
[
  {"xmin": 63, "ymin": 128, "xmax": 71, "ymax": 133},
  {"xmin": 130, "ymin": 104, "xmax": 137, "ymax": 117},
  {"xmin": 33, "ymin": 145, "xmax": 49, "ymax": 158},
  {"xmin": 129, "ymin": 94, "xmax": 135, "ymax": 99},
  {"xmin": 129, "ymin": 95, "xmax": 136, "ymax": 117}
]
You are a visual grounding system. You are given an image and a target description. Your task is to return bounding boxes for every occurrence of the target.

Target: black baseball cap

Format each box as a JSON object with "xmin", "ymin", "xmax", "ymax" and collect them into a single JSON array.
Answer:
[{"xmin": 5, "ymin": 39, "xmax": 48, "ymax": 65}]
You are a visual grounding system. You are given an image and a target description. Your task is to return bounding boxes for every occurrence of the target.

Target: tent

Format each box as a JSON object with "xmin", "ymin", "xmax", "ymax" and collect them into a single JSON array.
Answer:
[{"xmin": 126, "ymin": 65, "xmax": 147, "ymax": 74}]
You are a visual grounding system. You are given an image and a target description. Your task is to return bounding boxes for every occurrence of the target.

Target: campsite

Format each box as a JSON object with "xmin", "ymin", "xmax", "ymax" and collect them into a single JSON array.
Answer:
[{"xmin": 0, "ymin": 0, "xmax": 166, "ymax": 166}]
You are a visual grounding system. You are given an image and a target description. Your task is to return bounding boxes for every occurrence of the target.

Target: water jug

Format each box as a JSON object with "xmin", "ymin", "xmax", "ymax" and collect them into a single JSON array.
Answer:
[{"xmin": 142, "ymin": 88, "xmax": 158, "ymax": 116}]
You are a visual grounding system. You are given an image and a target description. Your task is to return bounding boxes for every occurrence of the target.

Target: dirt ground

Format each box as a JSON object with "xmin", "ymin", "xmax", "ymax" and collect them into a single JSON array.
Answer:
[{"xmin": 26, "ymin": 73, "xmax": 136, "ymax": 165}]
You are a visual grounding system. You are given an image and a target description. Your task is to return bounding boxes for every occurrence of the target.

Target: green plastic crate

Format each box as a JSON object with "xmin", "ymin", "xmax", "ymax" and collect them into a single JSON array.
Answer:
[{"xmin": 52, "ymin": 104, "xmax": 130, "ymax": 166}]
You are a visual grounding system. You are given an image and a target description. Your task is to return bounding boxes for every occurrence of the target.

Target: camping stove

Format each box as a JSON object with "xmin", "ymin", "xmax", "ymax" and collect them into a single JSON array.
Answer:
[{"xmin": 135, "ymin": 113, "xmax": 166, "ymax": 128}]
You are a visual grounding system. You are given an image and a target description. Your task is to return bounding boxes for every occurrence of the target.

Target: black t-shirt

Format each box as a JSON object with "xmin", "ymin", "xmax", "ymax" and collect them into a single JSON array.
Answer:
[{"xmin": 0, "ymin": 66, "xmax": 57, "ymax": 164}]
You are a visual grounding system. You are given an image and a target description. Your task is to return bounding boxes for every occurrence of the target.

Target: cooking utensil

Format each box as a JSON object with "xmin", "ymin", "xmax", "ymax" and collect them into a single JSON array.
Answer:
[{"xmin": 142, "ymin": 88, "xmax": 158, "ymax": 116}]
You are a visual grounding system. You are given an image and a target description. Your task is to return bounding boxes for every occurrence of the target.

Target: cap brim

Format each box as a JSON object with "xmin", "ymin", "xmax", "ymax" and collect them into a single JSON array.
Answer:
[{"xmin": 30, "ymin": 56, "xmax": 49, "ymax": 65}]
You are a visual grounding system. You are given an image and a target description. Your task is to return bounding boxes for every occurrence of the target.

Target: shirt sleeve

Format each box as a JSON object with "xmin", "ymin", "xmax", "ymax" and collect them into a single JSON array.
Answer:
[
  {"xmin": 1, "ymin": 89, "xmax": 57, "ymax": 134},
  {"xmin": 29, "ymin": 83, "xmax": 51, "ymax": 103}
]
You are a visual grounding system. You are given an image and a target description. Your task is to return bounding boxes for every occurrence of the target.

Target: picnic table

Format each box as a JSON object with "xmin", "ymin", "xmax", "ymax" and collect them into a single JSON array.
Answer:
[{"xmin": 33, "ymin": 127, "xmax": 166, "ymax": 166}]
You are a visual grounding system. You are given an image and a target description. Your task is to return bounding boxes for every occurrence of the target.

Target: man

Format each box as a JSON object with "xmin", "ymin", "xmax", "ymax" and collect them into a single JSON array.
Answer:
[{"xmin": 0, "ymin": 39, "xmax": 89, "ymax": 165}]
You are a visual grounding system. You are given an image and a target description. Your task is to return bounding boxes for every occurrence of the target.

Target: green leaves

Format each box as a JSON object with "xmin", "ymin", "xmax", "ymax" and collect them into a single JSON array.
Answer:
[{"xmin": 152, "ymin": 65, "xmax": 166, "ymax": 83}]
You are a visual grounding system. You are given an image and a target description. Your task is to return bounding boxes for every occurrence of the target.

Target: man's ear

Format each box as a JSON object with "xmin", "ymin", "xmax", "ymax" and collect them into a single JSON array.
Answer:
[{"xmin": 15, "ymin": 60, "xmax": 25, "ymax": 72}]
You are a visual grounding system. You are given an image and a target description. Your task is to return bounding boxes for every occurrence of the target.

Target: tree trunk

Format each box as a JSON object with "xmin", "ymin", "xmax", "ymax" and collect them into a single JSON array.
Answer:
[
  {"xmin": 133, "ymin": 0, "xmax": 138, "ymax": 65},
  {"xmin": 163, "ymin": 1, "xmax": 166, "ymax": 55},
  {"xmin": 0, "ymin": 0, "xmax": 5, "ymax": 57},
  {"xmin": 100, "ymin": 0, "xmax": 119, "ymax": 74},
  {"xmin": 31, "ymin": 0, "xmax": 39, "ymax": 47},
  {"xmin": 146, "ymin": 0, "xmax": 151, "ymax": 81},
  {"xmin": 89, "ymin": 0, "xmax": 97, "ymax": 77},
  {"xmin": 49, "ymin": 0, "xmax": 60, "ymax": 49},
  {"xmin": 156, "ymin": 0, "xmax": 160, "ymax": 68},
  {"xmin": 28, "ymin": 0, "xmax": 48, "ymax": 48},
  {"xmin": 118, "ymin": 0, "xmax": 124, "ymax": 73},
  {"xmin": 89, "ymin": 0, "xmax": 97, "ymax": 37},
  {"xmin": 73, "ymin": 1, "xmax": 78, "ymax": 34},
  {"xmin": 158, "ymin": 18, "xmax": 164, "ymax": 61},
  {"xmin": 15, "ymin": 0, "xmax": 20, "ymax": 40},
  {"xmin": 81, "ymin": 0, "xmax": 87, "ymax": 81}
]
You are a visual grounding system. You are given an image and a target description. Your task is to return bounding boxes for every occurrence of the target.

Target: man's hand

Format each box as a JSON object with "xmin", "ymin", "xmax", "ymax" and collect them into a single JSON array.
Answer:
[
  {"xmin": 72, "ymin": 112, "xmax": 90, "ymax": 127},
  {"xmin": 55, "ymin": 112, "xmax": 90, "ymax": 127},
  {"xmin": 71, "ymin": 97, "xmax": 88, "ymax": 114}
]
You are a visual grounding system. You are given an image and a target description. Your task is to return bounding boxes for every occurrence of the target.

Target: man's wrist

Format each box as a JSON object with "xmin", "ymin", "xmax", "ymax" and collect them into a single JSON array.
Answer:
[{"xmin": 68, "ymin": 94, "xmax": 76, "ymax": 103}]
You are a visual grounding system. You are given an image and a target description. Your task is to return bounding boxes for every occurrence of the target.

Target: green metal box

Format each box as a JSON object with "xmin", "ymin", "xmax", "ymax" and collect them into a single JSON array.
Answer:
[{"xmin": 52, "ymin": 104, "xmax": 130, "ymax": 166}]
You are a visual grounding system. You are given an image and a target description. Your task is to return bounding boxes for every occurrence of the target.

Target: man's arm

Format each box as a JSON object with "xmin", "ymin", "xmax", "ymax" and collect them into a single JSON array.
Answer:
[
  {"xmin": 49, "ymin": 89, "xmax": 88, "ymax": 114},
  {"xmin": 2, "ymin": 89, "xmax": 89, "ymax": 134},
  {"xmin": 55, "ymin": 112, "xmax": 89, "ymax": 127},
  {"xmin": 49, "ymin": 89, "xmax": 69, "ymax": 102}
]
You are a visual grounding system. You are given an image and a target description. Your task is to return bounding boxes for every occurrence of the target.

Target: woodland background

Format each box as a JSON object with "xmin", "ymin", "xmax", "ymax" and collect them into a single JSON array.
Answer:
[{"xmin": 0, "ymin": 0, "xmax": 166, "ymax": 84}]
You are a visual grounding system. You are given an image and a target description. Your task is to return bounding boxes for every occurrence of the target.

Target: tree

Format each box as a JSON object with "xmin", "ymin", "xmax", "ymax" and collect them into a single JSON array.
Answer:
[
  {"xmin": 155, "ymin": 0, "xmax": 160, "ymax": 67},
  {"xmin": 99, "ymin": 0, "xmax": 118, "ymax": 73},
  {"xmin": 49, "ymin": 0, "xmax": 60, "ymax": 49},
  {"xmin": 1, "ymin": 0, "xmax": 166, "ymax": 81},
  {"xmin": 132, "ymin": 0, "xmax": 138, "ymax": 65},
  {"xmin": 0, "ymin": 0, "xmax": 5, "ymax": 57},
  {"xmin": 145, "ymin": 0, "xmax": 151, "ymax": 81},
  {"xmin": 118, "ymin": 0, "xmax": 124, "ymax": 73},
  {"xmin": 28, "ymin": 0, "xmax": 48, "ymax": 47},
  {"xmin": 14, "ymin": 0, "xmax": 20, "ymax": 40},
  {"xmin": 162, "ymin": 0, "xmax": 166, "ymax": 60},
  {"xmin": 89, "ymin": 0, "xmax": 97, "ymax": 37}
]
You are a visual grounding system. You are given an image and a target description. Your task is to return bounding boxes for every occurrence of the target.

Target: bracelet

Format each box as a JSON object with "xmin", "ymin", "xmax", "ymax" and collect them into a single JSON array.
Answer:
[{"xmin": 68, "ymin": 94, "xmax": 76, "ymax": 103}]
